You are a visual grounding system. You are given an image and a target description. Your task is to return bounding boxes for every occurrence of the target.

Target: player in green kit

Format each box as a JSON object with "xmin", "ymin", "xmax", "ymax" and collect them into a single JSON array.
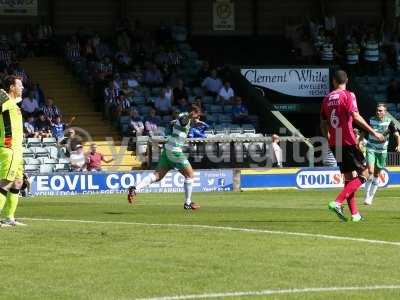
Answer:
[
  {"xmin": 364, "ymin": 103, "xmax": 400, "ymax": 205},
  {"xmin": 127, "ymin": 105, "xmax": 202, "ymax": 210},
  {"xmin": 0, "ymin": 76, "xmax": 26, "ymax": 227}
]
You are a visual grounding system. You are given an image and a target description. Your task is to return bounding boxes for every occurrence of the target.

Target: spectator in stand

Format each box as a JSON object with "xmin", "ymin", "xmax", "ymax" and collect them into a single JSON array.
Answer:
[
  {"xmin": 173, "ymin": 79, "xmax": 188, "ymax": 105},
  {"xmin": 313, "ymin": 28, "xmax": 326, "ymax": 51},
  {"xmin": 154, "ymin": 88, "xmax": 172, "ymax": 116},
  {"xmin": 12, "ymin": 62, "xmax": 29, "ymax": 85},
  {"xmin": 271, "ymin": 134, "xmax": 283, "ymax": 168},
  {"xmin": 387, "ymin": 79, "xmax": 400, "ymax": 102},
  {"xmin": 176, "ymin": 97, "xmax": 190, "ymax": 112},
  {"xmin": 232, "ymin": 96, "xmax": 250, "ymax": 124},
  {"xmin": 70, "ymin": 144, "xmax": 86, "ymax": 172},
  {"xmin": 324, "ymin": 13, "xmax": 336, "ymax": 35},
  {"xmin": 362, "ymin": 32, "xmax": 381, "ymax": 75},
  {"xmin": 143, "ymin": 63, "xmax": 163, "ymax": 87},
  {"xmin": 35, "ymin": 112, "xmax": 52, "ymax": 138},
  {"xmin": 21, "ymin": 90, "xmax": 39, "ymax": 116},
  {"xmin": 144, "ymin": 107, "xmax": 161, "ymax": 136},
  {"xmin": 188, "ymin": 117, "xmax": 209, "ymax": 138},
  {"xmin": 345, "ymin": 36, "xmax": 361, "ymax": 75},
  {"xmin": 41, "ymin": 97, "xmax": 61, "ymax": 121},
  {"xmin": 65, "ymin": 35, "xmax": 81, "ymax": 63},
  {"xmin": 129, "ymin": 109, "xmax": 144, "ymax": 136},
  {"xmin": 198, "ymin": 61, "xmax": 211, "ymax": 83},
  {"xmin": 202, "ymin": 69, "xmax": 222, "ymax": 97},
  {"xmin": 59, "ymin": 128, "xmax": 82, "ymax": 157},
  {"xmin": 127, "ymin": 72, "xmax": 140, "ymax": 89},
  {"xmin": 113, "ymin": 93, "xmax": 131, "ymax": 118},
  {"xmin": 131, "ymin": 65, "xmax": 143, "ymax": 83},
  {"xmin": 95, "ymin": 56, "xmax": 113, "ymax": 81},
  {"xmin": 217, "ymin": 80, "xmax": 235, "ymax": 104},
  {"xmin": 50, "ymin": 115, "xmax": 68, "ymax": 140},
  {"xmin": 165, "ymin": 84, "xmax": 173, "ymax": 102},
  {"xmin": 24, "ymin": 114, "xmax": 39, "ymax": 138},
  {"xmin": 86, "ymin": 143, "xmax": 114, "ymax": 172},
  {"xmin": 320, "ymin": 35, "xmax": 335, "ymax": 65},
  {"xmin": 115, "ymin": 49, "xmax": 132, "ymax": 72},
  {"xmin": 171, "ymin": 20, "xmax": 188, "ymax": 42},
  {"xmin": 297, "ymin": 33, "xmax": 315, "ymax": 64},
  {"xmin": 33, "ymin": 83, "xmax": 45, "ymax": 106}
]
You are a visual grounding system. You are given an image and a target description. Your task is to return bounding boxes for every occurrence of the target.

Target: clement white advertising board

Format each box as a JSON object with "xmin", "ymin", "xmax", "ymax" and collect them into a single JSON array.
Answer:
[{"xmin": 241, "ymin": 68, "xmax": 330, "ymax": 98}]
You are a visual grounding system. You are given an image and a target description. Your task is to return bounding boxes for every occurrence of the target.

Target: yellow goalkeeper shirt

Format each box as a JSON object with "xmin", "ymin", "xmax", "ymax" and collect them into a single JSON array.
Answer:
[{"xmin": 0, "ymin": 97, "xmax": 23, "ymax": 151}]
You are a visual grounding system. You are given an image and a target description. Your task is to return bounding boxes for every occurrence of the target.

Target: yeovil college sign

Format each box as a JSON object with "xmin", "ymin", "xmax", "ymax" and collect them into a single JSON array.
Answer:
[{"xmin": 241, "ymin": 68, "xmax": 330, "ymax": 97}]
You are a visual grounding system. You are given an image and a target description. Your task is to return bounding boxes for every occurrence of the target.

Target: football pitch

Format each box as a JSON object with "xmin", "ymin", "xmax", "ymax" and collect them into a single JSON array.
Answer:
[{"xmin": 1, "ymin": 189, "xmax": 400, "ymax": 300}]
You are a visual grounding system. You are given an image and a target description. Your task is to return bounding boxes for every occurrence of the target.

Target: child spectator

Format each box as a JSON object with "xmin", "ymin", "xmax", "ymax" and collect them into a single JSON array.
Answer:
[{"xmin": 50, "ymin": 115, "xmax": 68, "ymax": 139}]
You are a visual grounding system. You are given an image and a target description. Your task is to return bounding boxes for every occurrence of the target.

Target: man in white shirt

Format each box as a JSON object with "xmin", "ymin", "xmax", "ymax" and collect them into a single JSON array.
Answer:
[
  {"xmin": 21, "ymin": 90, "xmax": 39, "ymax": 116},
  {"xmin": 217, "ymin": 81, "xmax": 235, "ymax": 104},
  {"xmin": 271, "ymin": 134, "xmax": 283, "ymax": 168},
  {"xmin": 70, "ymin": 144, "xmax": 87, "ymax": 172}
]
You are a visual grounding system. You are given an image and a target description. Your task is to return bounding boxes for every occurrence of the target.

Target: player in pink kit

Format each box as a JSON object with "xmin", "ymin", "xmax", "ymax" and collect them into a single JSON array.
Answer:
[{"xmin": 320, "ymin": 70, "xmax": 384, "ymax": 222}]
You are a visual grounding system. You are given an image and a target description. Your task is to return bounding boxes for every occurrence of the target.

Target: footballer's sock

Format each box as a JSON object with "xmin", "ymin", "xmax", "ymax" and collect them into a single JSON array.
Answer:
[
  {"xmin": 344, "ymin": 180, "xmax": 358, "ymax": 215},
  {"xmin": 0, "ymin": 187, "xmax": 8, "ymax": 212},
  {"xmin": 364, "ymin": 175, "xmax": 373, "ymax": 198},
  {"xmin": 369, "ymin": 177, "xmax": 379, "ymax": 199},
  {"xmin": 336, "ymin": 176, "xmax": 365, "ymax": 205},
  {"xmin": 136, "ymin": 173, "xmax": 157, "ymax": 191},
  {"xmin": 184, "ymin": 178, "xmax": 193, "ymax": 205},
  {"xmin": 3, "ymin": 189, "xmax": 19, "ymax": 221}
]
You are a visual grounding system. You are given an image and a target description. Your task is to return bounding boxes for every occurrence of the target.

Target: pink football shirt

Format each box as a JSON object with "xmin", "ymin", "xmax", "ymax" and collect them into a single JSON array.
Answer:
[{"xmin": 321, "ymin": 89, "xmax": 358, "ymax": 146}]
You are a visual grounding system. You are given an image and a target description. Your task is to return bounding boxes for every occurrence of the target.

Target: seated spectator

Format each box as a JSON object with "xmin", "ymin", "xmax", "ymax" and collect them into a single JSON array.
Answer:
[
  {"xmin": 115, "ymin": 50, "xmax": 132, "ymax": 71},
  {"xmin": 104, "ymin": 81, "xmax": 119, "ymax": 104},
  {"xmin": 117, "ymin": 93, "xmax": 131, "ymax": 117},
  {"xmin": 120, "ymin": 79, "xmax": 136, "ymax": 98},
  {"xmin": 188, "ymin": 117, "xmax": 209, "ymax": 138},
  {"xmin": 41, "ymin": 97, "xmax": 61, "ymax": 121},
  {"xmin": 297, "ymin": 34, "xmax": 315, "ymax": 64},
  {"xmin": 232, "ymin": 96, "xmax": 250, "ymax": 124},
  {"xmin": 21, "ymin": 90, "xmax": 39, "ymax": 116},
  {"xmin": 154, "ymin": 89, "xmax": 172, "ymax": 116},
  {"xmin": 131, "ymin": 65, "xmax": 143, "ymax": 83},
  {"xmin": 144, "ymin": 107, "xmax": 162, "ymax": 136},
  {"xmin": 95, "ymin": 56, "xmax": 113, "ymax": 81},
  {"xmin": 127, "ymin": 73, "xmax": 140, "ymax": 89},
  {"xmin": 165, "ymin": 85, "xmax": 173, "ymax": 101},
  {"xmin": 198, "ymin": 61, "xmax": 211, "ymax": 83},
  {"xmin": 173, "ymin": 79, "xmax": 188, "ymax": 105},
  {"xmin": 271, "ymin": 134, "xmax": 283, "ymax": 168},
  {"xmin": 171, "ymin": 20, "xmax": 188, "ymax": 42},
  {"xmin": 24, "ymin": 114, "xmax": 39, "ymax": 138},
  {"xmin": 70, "ymin": 144, "xmax": 86, "ymax": 172},
  {"xmin": 129, "ymin": 109, "xmax": 144, "ymax": 136},
  {"xmin": 86, "ymin": 143, "xmax": 113, "ymax": 172},
  {"xmin": 59, "ymin": 128, "xmax": 82, "ymax": 157},
  {"xmin": 387, "ymin": 79, "xmax": 400, "ymax": 102},
  {"xmin": 176, "ymin": 97, "xmax": 190, "ymax": 112},
  {"xmin": 143, "ymin": 63, "xmax": 163, "ymax": 87},
  {"xmin": 217, "ymin": 80, "xmax": 235, "ymax": 104},
  {"xmin": 50, "ymin": 115, "xmax": 67, "ymax": 140},
  {"xmin": 202, "ymin": 69, "xmax": 222, "ymax": 97},
  {"xmin": 35, "ymin": 112, "xmax": 52, "ymax": 138}
]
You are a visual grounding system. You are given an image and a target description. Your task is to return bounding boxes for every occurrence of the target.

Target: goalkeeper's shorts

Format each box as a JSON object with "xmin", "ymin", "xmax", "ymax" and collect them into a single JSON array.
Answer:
[{"xmin": 0, "ymin": 148, "xmax": 23, "ymax": 181}]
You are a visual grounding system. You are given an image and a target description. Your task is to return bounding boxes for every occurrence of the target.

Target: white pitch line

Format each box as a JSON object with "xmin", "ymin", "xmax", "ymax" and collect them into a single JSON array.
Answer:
[
  {"xmin": 20, "ymin": 217, "xmax": 400, "ymax": 247},
  {"xmin": 134, "ymin": 285, "xmax": 400, "ymax": 300}
]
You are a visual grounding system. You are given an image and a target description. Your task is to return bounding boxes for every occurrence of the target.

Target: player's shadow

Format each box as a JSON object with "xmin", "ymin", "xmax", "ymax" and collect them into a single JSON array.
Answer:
[{"xmin": 104, "ymin": 212, "xmax": 124, "ymax": 215}]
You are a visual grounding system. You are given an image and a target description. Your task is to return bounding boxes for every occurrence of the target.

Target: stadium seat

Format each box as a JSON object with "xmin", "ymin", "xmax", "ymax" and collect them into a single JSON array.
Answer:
[
  {"xmin": 242, "ymin": 124, "xmax": 256, "ymax": 133},
  {"xmin": 27, "ymin": 137, "xmax": 42, "ymax": 148},
  {"xmin": 223, "ymin": 105, "xmax": 233, "ymax": 113},
  {"xmin": 132, "ymin": 96, "xmax": 146, "ymax": 106},
  {"xmin": 218, "ymin": 115, "xmax": 232, "ymax": 124},
  {"xmin": 210, "ymin": 105, "xmax": 223, "ymax": 114},
  {"xmin": 40, "ymin": 157, "xmax": 57, "ymax": 165},
  {"xmin": 151, "ymin": 87, "xmax": 161, "ymax": 96},
  {"xmin": 31, "ymin": 147, "xmax": 50, "ymax": 158},
  {"xmin": 58, "ymin": 158, "xmax": 71, "ymax": 164},
  {"xmin": 25, "ymin": 164, "xmax": 39, "ymax": 175},
  {"xmin": 54, "ymin": 163, "xmax": 70, "ymax": 172},
  {"xmin": 42, "ymin": 137, "xmax": 57, "ymax": 147},
  {"xmin": 138, "ymin": 106, "xmax": 151, "ymax": 116},
  {"xmin": 24, "ymin": 157, "xmax": 41, "ymax": 165},
  {"xmin": 39, "ymin": 164, "xmax": 54, "ymax": 174},
  {"xmin": 203, "ymin": 96, "xmax": 214, "ymax": 104},
  {"xmin": 23, "ymin": 147, "xmax": 35, "ymax": 158},
  {"xmin": 46, "ymin": 146, "xmax": 59, "ymax": 159}
]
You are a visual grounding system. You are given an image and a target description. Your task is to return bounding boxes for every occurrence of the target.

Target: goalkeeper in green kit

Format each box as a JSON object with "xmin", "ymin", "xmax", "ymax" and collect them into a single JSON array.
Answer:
[
  {"xmin": 364, "ymin": 103, "xmax": 400, "ymax": 205},
  {"xmin": 0, "ymin": 76, "xmax": 26, "ymax": 226}
]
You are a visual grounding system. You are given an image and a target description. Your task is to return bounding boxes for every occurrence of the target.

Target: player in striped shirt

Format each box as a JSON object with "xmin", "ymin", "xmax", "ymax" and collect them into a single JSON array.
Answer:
[
  {"xmin": 364, "ymin": 104, "xmax": 400, "ymax": 205},
  {"xmin": 127, "ymin": 105, "xmax": 202, "ymax": 210}
]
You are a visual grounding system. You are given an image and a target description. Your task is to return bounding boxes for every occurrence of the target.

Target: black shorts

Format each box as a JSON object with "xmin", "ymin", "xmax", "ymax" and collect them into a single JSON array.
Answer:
[{"xmin": 330, "ymin": 145, "xmax": 366, "ymax": 174}]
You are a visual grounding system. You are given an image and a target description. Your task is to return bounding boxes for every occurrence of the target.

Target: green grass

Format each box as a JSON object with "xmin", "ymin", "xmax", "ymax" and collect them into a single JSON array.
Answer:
[{"xmin": 1, "ymin": 189, "xmax": 400, "ymax": 299}]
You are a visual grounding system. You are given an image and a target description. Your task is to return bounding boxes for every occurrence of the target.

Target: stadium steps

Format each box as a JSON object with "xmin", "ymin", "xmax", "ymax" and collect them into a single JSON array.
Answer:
[{"xmin": 21, "ymin": 56, "xmax": 142, "ymax": 170}]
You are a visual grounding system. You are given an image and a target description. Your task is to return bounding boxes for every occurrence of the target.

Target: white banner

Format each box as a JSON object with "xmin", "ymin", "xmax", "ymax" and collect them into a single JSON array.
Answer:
[
  {"xmin": 241, "ymin": 68, "xmax": 330, "ymax": 98},
  {"xmin": 0, "ymin": 0, "xmax": 38, "ymax": 16},
  {"xmin": 213, "ymin": 0, "xmax": 235, "ymax": 31}
]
